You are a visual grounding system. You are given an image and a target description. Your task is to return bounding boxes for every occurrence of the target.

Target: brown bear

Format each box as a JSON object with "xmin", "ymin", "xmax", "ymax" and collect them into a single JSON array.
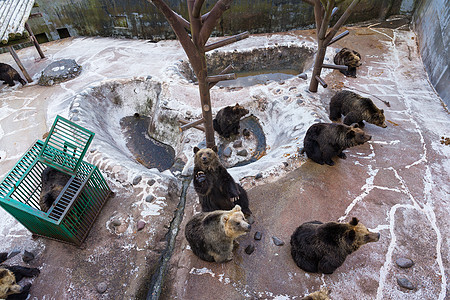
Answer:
[
  {"xmin": 301, "ymin": 122, "xmax": 371, "ymax": 166},
  {"xmin": 193, "ymin": 146, "xmax": 251, "ymax": 216},
  {"xmin": 40, "ymin": 166, "xmax": 72, "ymax": 212},
  {"xmin": 301, "ymin": 287, "xmax": 330, "ymax": 300},
  {"xmin": 0, "ymin": 266, "xmax": 40, "ymax": 300},
  {"xmin": 0, "ymin": 63, "xmax": 27, "ymax": 87},
  {"xmin": 329, "ymin": 90, "xmax": 387, "ymax": 128},
  {"xmin": 185, "ymin": 205, "xmax": 251, "ymax": 262},
  {"xmin": 213, "ymin": 103, "xmax": 249, "ymax": 138},
  {"xmin": 290, "ymin": 218, "xmax": 380, "ymax": 274},
  {"xmin": 333, "ymin": 48, "xmax": 361, "ymax": 78}
]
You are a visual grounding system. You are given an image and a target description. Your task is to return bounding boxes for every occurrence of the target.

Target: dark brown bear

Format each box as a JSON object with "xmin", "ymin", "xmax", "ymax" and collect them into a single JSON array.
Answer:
[
  {"xmin": 329, "ymin": 90, "xmax": 387, "ymax": 128},
  {"xmin": 39, "ymin": 166, "xmax": 72, "ymax": 212},
  {"xmin": 0, "ymin": 265, "xmax": 40, "ymax": 300},
  {"xmin": 290, "ymin": 218, "xmax": 380, "ymax": 274},
  {"xmin": 333, "ymin": 48, "xmax": 361, "ymax": 77},
  {"xmin": 185, "ymin": 205, "xmax": 251, "ymax": 262},
  {"xmin": 0, "ymin": 63, "xmax": 27, "ymax": 87},
  {"xmin": 301, "ymin": 123, "xmax": 371, "ymax": 166},
  {"xmin": 213, "ymin": 103, "xmax": 249, "ymax": 138},
  {"xmin": 193, "ymin": 146, "xmax": 251, "ymax": 216}
]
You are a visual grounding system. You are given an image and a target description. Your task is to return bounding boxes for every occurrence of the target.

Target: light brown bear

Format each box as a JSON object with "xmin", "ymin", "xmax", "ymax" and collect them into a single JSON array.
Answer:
[
  {"xmin": 329, "ymin": 90, "xmax": 387, "ymax": 128},
  {"xmin": 301, "ymin": 287, "xmax": 331, "ymax": 300},
  {"xmin": 185, "ymin": 205, "xmax": 251, "ymax": 262},
  {"xmin": 333, "ymin": 48, "xmax": 361, "ymax": 77},
  {"xmin": 290, "ymin": 218, "xmax": 380, "ymax": 274},
  {"xmin": 0, "ymin": 266, "xmax": 39, "ymax": 299}
]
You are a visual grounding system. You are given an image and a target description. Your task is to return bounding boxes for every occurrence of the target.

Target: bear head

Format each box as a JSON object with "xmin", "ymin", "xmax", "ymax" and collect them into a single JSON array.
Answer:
[
  {"xmin": 371, "ymin": 109, "xmax": 387, "ymax": 128},
  {"xmin": 346, "ymin": 124, "xmax": 371, "ymax": 146},
  {"xmin": 342, "ymin": 48, "xmax": 362, "ymax": 68},
  {"xmin": 194, "ymin": 146, "xmax": 220, "ymax": 171},
  {"xmin": 223, "ymin": 205, "xmax": 251, "ymax": 239},
  {"xmin": 231, "ymin": 103, "xmax": 249, "ymax": 119},
  {"xmin": 0, "ymin": 268, "xmax": 22, "ymax": 299},
  {"xmin": 345, "ymin": 217, "xmax": 380, "ymax": 251}
]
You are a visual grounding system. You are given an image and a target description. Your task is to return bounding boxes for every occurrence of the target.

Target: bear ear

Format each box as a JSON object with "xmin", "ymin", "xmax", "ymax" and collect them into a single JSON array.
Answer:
[
  {"xmin": 211, "ymin": 145, "xmax": 218, "ymax": 153},
  {"xmin": 380, "ymin": 109, "xmax": 384, "ymax": 114},
  {"xmin": 350, "ymin": 217, "xmax": 359, "ymax": 226},
  {"xmin": 346, "ymin": 130, "xmax": 356, "ymax": 139},
  {"xmin": 347, "ymin": 229, "xmax": 356, "ymax": 243},
  {"xmin": 351, "ymin": 123, "xmax": 360, "ymax": 129},
  {"xmin": 193, "ymin": 146, "xmax": 200, "ymax": 154}
]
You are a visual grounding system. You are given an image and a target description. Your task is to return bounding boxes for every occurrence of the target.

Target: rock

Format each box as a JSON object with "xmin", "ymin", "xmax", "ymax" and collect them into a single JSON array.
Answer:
[
  {"xmin": 97, "ymin": 282, "xmax": 108, "ymax": 294},
  {"xmin": 297, "ymin": 99, "xmax": 304, "ymax": 105},
  {"xmin": 72, "ymin": 116, "xmax": 80, "ymax": 122},
  {"xmin": 137, "ymin": 220, "xmax": 146, "ymax": 231},
  {"xmin": 396, "ymin": 257, "xmax": 414, "ymax": 268},
  {"xmin": 233, "ymin": 140, "xmax": 243, "ymax": 148},
  {"xmin": 283, "ymin": 161, "xmax": 288, "ymax": 167},
  {"xmin": 237, "ymin": 149, "xmax": 248, "ymax": 156},
  {"xmin": 111, "ymin": 219, "xmax": 121, "ymax": 226},
  {"xmin": 132, "ymin": 175, "xmax": 142, "ymax": 185},
  {"xmin": 22, "ymin": 250, "xmax": 35, "ymax": 263},
  {"xmin": 272, "ymin": 236, "xmax": 284, "ymax": 246},
  {"xmin": 242, "ymin": 128, "xmax": 251, "ymax": 137},
  {"xmin": 147, "ymin": 179, "xmax": 156, "ymax": 186},
  {"xmin": 145, "ymin": 194, "xmax": 155, "ymax": 203},
  {"xmin": 245, "ymin": 244, "xmax": 255, "ymax": 255},
  {"xmin": 298, "ymin": 73, "xmax": 308, "ymax": 80},
  {"xmin": 185, "ymin": 138, "xmax": 190, "ymax": 143},
  {"xmin": 255, "ymin": 173, "xmax": 263, "ymax": 180},
  {"xmin": 279, "ymin": 80, "xmax": 285, "ymax": 85},
  {"xmin": 283, "ymin": 96, "xmax": 290, "ymax": 101},
  {"xmin": 254, "ymin": 231, "xmax": 262, "ymax": 241},
  {"xmin": 246, "ymin": 215, "xmax": 255, "ymax": 225},
  {"xmin": 397, "ymin": 277, "xmax": 415, "ymax": 290},
  {"xmin": 223, "ymin": 147, "xmax": 232, "ymax": 157},
  {"xmin": 39, "ymin": 59, "xmax": 82, "ymax": 86}
]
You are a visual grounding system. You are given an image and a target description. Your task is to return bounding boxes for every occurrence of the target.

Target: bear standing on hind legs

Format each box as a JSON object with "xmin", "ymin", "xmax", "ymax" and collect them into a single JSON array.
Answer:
[
  {"xmin": 0, "ymin": 63, "xmax": 27, "ymax": 87},
  {"xmin": 193, "ymin": 146, "xmax": 252, "ymax": 216}
]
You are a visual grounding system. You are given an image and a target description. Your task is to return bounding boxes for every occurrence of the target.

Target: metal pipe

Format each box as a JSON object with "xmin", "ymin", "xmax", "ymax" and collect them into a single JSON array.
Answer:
[
  {"xmin": 322, "ymin": 63, "xmax": 348, "ymax": 70},
  {"xmin": 315, "ymin": 75, "xmax": 328, "ymax": 88},
  {"xmin": 327, "ymin": 30, "xmax": 349, "ymax": 46},
  {"xmin": 206, "ymin": 73, "xmax": 236, "ymax": 82},
  {"xmin": 204, "ymin": 31, "xmax": 249, "ymax": 52}
]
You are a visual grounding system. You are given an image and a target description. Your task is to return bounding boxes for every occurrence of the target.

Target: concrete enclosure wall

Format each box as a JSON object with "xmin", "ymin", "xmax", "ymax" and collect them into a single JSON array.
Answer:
[{"xmin": 413, "ymin": 0, "xmax": 450, "ymax": 106}]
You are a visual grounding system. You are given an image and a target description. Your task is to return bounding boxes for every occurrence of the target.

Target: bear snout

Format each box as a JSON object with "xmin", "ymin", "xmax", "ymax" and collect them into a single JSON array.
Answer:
[
  {"xmin": 366, "ymin": 232, "xmax": 380, "ymax": 242},
  {"xmin": 381, "ymin": 123, "xmax": 387, "ymax": 128},
  {"xmin": 243, "ymin": 223, "xmax": 251, "ymax": 232},
  {"xmin": 365, "ymin": 134, "xmax": 372, "ymax": 141}
]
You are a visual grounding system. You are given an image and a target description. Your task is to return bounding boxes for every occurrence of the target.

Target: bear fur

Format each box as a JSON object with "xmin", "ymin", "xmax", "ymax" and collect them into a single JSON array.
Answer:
[
  {"xmin": 185, "ymin": 205, "xmax": 251, "ymax": 262},
  {"xmin": 290, "ymin": 218, "xmax": 380, "ymax": 274},
  {"xmin": 333, "ymin": 48, "xmax": 361, "ymax": 78},
  {"xmin": 0, "ymin": 63, "xmax": 26, "ymax": 87},
  {"xmin": 0, "ymin": 266, "xmax": 39, "ymax": 300},
  {"xmin": 213, "ymin": 103, "xmax": 249, "ymax": 138},
  {"xmin": 40, "ymin": 166, "xmax": 72, "ymax": 212},
  {"xmin": 301, "ymin": 287, "xmax": 330, "ymax": 300},
  {"xmin": 301, "ymin": 122, "xmax": 371, "ymax": 166},
  {"xmin": 329, "ymin": 90, "xmax": 387, "ymax": 128},
  {"xmin": 193, "ymin": 146, "xmax": 251, "ymax": 216}
]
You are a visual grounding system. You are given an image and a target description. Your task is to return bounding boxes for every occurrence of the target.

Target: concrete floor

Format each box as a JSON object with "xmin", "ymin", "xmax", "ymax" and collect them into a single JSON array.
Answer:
[{"xmin": 0, "ymin": 24, "xmax": 449, "ymax": 300}]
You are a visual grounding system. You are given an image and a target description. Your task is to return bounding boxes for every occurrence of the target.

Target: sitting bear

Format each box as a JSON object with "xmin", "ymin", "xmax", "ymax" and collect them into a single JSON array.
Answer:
[
  {"xmin": 193, "ymin": 146, "xmax": 251, "ymax": 216},
  {"xmin": 0, "ymin": 63, "xmax": 27, "ymax": 87},
  {"xmin": 333, "ymin": 48, "xmax": 361, "ymax": 78},
  {"xmin": 213, "ymin": 103, "xmax": 249, "ymax": 138},
  {"xmin": 40, "ymin": 166, "xmax": 72, "ymax": 212},
  {"xmin": 185, "ymin": 205, "xmax": 251, "ymax": 262},
  {"xmin": 0, "ymin": 265, "xmax": 40, "ymax": 300},
  {"xmin": 301, "ymin": 122, "xmax": 371, "ymax": 166},
  {"xmin": 290, "ymin": 218, "xmax": 380, "ymax": 274},
  {"xmin": 329, "ymin": 90, "xmax": 387, "ymax": 128}
]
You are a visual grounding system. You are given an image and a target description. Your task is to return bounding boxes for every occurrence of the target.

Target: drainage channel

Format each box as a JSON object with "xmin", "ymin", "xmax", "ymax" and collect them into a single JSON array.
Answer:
[{"xmin": 146, "ymin": 175, "xmax": 191, "ymax": 300}]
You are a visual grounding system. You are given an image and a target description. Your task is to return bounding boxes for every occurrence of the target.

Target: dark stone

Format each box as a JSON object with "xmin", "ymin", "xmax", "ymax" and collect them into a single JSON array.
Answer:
[
  {"xmin": 223, "ymin": 147, "xmax": 232, "ymax": 157},
  {"xmin": 297, "ymin": 99, "xmax": 304, "ymax": 105},
  {"xmin": 145, "ymin": 194, "xmax": 155, "ymax": 202},
  {"xmin": 242, "ymin": 128, "xmax": 251, "ymax": 137},
  {"xmin": 111, "ymin": 219, "xmax": 121, "ymax": 226},
  {"xmin": 396, "ymin": 257, "xmax": 414, "ymax": 268},
  {"xmin": 147, "ymin": 179, "xmax": 156, "ymax": 186},
  {"xmin": 283, "ymin": 96, "xmax": 290, "ymax": 101},
  {"xmin": 283, "ymin": 161, "xmax": 288, "ymax": 167},
  {"xmin": 255, "ymin": 173, "xmax": 263, "ymax": 180},
  {"xmin": 97, "ymin": 282, "xmax": 108, "ymax": 294},
  {"xmin": 298, "ymin": 73, "xmax": 308, "ymax": 80},
  {"xmin": 254, "ymin": 231, "xmax": 262, "ymax": 240},
  {"xmin": 132, "ymin": 175, "xmax": 142, "ymax": 185},
  {"xmin": 22, "ymin": 250, "xmax": 35, "ymax": 263},
  {"xmin": 233, "ymin": 140, "xmax": 243, "ymax": 148},
  {"xmin": 246, "ymin": 215, "xmax": 255, "ymax": 224},
  {"xmin": 237, "ymin": 149, "xmax": 248, "ymax": 156},
  {"xmin": 272, "ymin": 236, "xmax": 284, "ymax": 246},
  {"xmin": 137, "ymin": 220, "xmax": 146, "ymax": 231},
  {"xmin": 38, "ymin": 59, "xmax": 82, "ymax": 86},
  {"xmin": 245, "ymin": 244, "xmax": 255, "ymax": 255},
  {"xmin": 397, "ymin": 277, "xmax": 415, "ymax": 290}
]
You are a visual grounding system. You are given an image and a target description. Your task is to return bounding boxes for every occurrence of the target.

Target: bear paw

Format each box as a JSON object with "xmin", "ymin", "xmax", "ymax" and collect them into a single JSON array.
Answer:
[
  {"xmin": 195, "ymin": 171, "xmax": 207, "ymax": 183},
  {"xmin": 337, "ymin": 152, "xmax": 347, "ymax": 159}
]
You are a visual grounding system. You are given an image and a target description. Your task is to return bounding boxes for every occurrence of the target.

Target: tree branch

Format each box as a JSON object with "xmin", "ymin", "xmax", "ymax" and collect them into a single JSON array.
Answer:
[
  {"xmin": 174, "ymin": 11, "xmax": 190, "ymax": 30},
  {"xmin": 192, "ymin": 0, "xmax": 205, "ymax": 18},
  {"xmin": 324, "ymin": 0, "xmax": 361, "ymax": 44},
  {"xmin": 199, "ymin": 0, "xmax": 233, "ymax": 45},
  {"xmin": 204, "ymin": 31, "xmax": 249, "ymax": 52}
]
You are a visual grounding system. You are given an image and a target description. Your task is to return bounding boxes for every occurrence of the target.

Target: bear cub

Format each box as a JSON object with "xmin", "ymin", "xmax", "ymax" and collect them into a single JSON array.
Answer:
[
  {"xmin": 193, "ymin": 146, "xmax": 251, "ymax": 216},
  {"xmin": 330, "ymin": 90, "xmax": 387, "ymax": 128},
  {"xmin": 0, "ymin": 63, "xmax": 27, "ymax": 87},
  {"xmin": 290, "ymin": 217, "xmax": 380, "ymax": 274},
  {"xmin": 333, "ymin": 48, "xmax": 361, "ymax": 78},
  {"xmin": 185, "ymin": 205, "xmax": 251, "ymax": 262},
  {"xmin": 213, "ymin": 103, "xmax": 249, "ymax": 138},
  {"xmin": 40, "ymin": 166, "xmax": 72, "ymax": 212},
  {"xmin": 301, "ymin": 122, "xmax": 371, "ymax": 166},
  {"xmin": 0, "ymin": 266, "xmax": 40, "ymax": 300}
]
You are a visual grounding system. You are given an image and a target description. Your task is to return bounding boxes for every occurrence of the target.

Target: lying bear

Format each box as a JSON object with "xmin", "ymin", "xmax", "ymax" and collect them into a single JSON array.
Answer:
[
  {"xmin": 329, "ymin": 90, "xmax": 387, "ymax": 128},
  {"xmin": 301, "ymin": 122, "xmax": 371, "ymax": 166},
  {"xmin": 333, "ymin": 48, "xmax": 361, "ymax": 78},
  {"xmin": 40, "ymin": 166, "xmax": 72, "ymax": 212},
  {"xmin": 290, "ymin": 217, "xmax": 380, "ymax": 274},
  {"xmin": 185, "ymin": 205, "xmax": 251, "ymax": 262},
  {"xmin": 0, "ymin": 265, "xmax": 40, "ymax": 300},
  {"xmin": 0, "ymin": 63, "xmax": 27, "ymax": 87},
  {"xmin": 213, "ymin": 103, "xmax": 249, "ymax": 138},
  {"xmin": 193, "ymin": 146, "xmax": 251, "ymax": 216}
]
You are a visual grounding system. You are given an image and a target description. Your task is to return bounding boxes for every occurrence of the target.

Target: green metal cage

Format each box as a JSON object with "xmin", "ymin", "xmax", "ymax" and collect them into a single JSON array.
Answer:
[{"xmin": 0, "ymin": 116, "xmax": 111, "ymax": 246}]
